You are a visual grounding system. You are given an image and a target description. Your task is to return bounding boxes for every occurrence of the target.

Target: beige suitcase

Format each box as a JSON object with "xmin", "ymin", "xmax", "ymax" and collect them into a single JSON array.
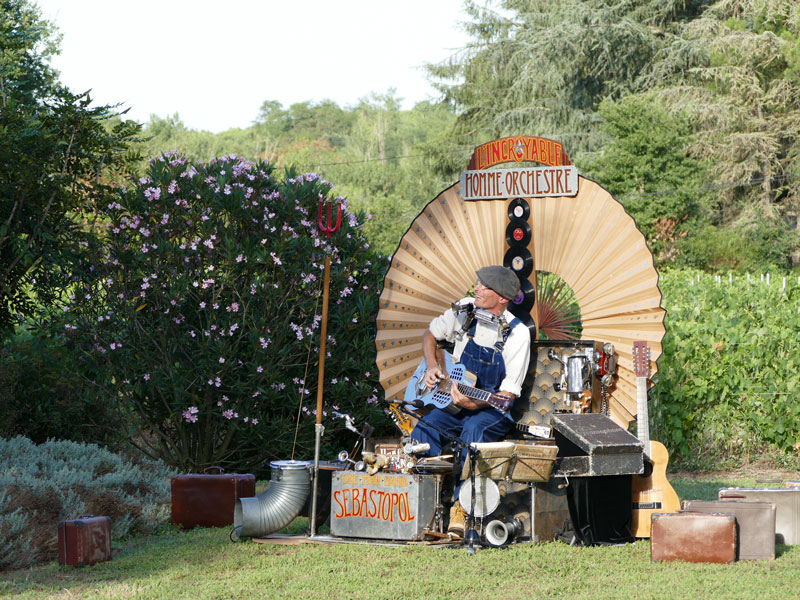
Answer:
[
  {"xmin": 719, "ymin": 488, "xmax": 800, "ymax": 545},
  {"xmin": 682, "ymin": 499, "xmax": 776, "ymax": 559}
]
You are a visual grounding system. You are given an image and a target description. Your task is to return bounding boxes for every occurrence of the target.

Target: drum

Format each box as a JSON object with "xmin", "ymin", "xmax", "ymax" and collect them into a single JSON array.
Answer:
[{"xmin": 459, "ymin": 476, "xmax": 501, "ymax": 518}]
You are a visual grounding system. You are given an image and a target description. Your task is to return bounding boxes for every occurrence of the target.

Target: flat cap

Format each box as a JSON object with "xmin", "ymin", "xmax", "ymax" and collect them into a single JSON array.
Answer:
[{"xmin": 476, "ymin": 265, "xmax": 520, "ymax": 300}]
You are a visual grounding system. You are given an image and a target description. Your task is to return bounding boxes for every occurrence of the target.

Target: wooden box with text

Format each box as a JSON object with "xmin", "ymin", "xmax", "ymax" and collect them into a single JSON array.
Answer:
[{"xmin": 330, "ymin": 471, "xmax": 437, "ymax": 541}]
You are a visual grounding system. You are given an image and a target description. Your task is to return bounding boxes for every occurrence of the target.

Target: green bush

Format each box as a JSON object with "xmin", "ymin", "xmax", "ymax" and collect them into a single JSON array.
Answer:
[
  {"xmin": 675, "ymin": 221, "xmax": 797, "ymax": 272},
  {"xmin": 0, "ymin": 329, "xmax": 121, "ymax": 445},
  {"xmin": 45, "ymin": 153, "xmax": 390, "ymax": 474},
  {"xmin": 581, "ymin": 95, "xmax": 710, "ymax": 265},
  {"xmin": 652, "ymin": 268, "xmax": 800, "ymax": 469},
  {"xmin": 0, "ymin": 436, "xmax": 175, "ymax": 571}
]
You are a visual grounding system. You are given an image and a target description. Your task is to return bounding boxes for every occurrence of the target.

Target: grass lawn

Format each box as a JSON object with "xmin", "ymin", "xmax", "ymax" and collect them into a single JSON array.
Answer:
[{"xmin": 1, "ymin": 474, "xmax": 798, "ymax": 600}]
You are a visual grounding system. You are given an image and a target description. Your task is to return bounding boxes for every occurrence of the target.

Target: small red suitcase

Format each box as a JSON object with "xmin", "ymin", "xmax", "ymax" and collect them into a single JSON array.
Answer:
[
  {"xmin": 651, "ymin": 511, "xmax": 737, "ymax": 564},
  {"xmin": 57, "ymin": 515, "xmax": 112, "ymax": 567},
  {"xmin": 171, "ymin": 466, "xmax": 256, "ymax": 528}
]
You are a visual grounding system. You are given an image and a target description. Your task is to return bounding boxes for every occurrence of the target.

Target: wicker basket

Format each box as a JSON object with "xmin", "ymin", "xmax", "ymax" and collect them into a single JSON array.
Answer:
[{"xmin": 508, "ymin": 443, "xmax": 558, "ymax": 482}]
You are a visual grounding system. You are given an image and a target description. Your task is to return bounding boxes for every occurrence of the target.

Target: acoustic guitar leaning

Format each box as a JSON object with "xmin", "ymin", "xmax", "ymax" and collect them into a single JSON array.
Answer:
[{"xmin": 630, "ymin": 341, "xmax": 680, "ymax": 538}]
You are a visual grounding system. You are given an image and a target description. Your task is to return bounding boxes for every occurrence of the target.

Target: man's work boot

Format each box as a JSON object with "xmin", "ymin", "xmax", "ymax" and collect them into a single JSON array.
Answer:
[{"xmin": 448, "ymin": 501, "xmax": 467, "ymax": 538}]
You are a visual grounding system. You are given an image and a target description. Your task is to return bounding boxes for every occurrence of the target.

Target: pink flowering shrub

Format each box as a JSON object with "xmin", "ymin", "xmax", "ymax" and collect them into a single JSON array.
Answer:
[{"xmin": 55, "ymin": 152, "xmax": 388, "ymax": 472}]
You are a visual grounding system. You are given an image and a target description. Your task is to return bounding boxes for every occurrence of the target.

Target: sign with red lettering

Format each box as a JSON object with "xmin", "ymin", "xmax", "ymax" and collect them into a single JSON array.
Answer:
[
  {"xmin": 467, "ymin": 136, "xmax": 571, "ymax": 170},
  {"xmin": 459, "ymin": 165, "xmax": 579, "ymax": 201},
  {"xmin": 329, "ymin": 471, "xmax": 437, "ymax": 541}
]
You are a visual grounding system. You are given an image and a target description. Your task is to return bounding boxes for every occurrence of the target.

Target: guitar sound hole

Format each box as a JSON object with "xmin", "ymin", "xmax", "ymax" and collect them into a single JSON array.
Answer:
[{"xmin": 642, "ymin": 460, "xmax": 654, "ymax": 478}]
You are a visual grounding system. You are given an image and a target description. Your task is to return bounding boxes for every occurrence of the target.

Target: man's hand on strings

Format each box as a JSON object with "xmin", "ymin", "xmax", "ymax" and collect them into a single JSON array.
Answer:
[
  {"xmin": 451, "ymin": 383, "xmax": 485, "ymax": 410},
  {"xmin": 423, "ymin": 365, "xmax": 445, "ymax": 391}
]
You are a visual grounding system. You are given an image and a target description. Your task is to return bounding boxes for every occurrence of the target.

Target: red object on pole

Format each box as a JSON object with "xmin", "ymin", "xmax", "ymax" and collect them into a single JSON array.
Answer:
[{"xmin": 318, "ymin": 198, "xmax": 342, "ymax": 240}]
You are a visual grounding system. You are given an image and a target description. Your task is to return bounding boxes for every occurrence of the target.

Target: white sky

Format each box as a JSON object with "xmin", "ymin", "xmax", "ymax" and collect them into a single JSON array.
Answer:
[{"xmin": 35, "ymin": 0, "xmax": 473, "ymax": 133}]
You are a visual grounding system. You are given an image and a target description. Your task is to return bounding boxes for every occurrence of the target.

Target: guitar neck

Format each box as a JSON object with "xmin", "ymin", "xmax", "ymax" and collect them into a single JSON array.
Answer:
[
  {"xmin": 455, "ymin": 382, "xmax": 509, "ymax": 413},
  {"xmin": 632, "ymin": 341, "xmax": 652, "ymax": 453},
  {"xmin": 636, "ymin": 376, "xmax": 650, "ymax": 450}
]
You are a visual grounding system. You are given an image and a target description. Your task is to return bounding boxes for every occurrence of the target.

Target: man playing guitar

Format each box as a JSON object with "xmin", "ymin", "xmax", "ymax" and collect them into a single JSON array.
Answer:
[{"xmin": 410, "ymin": 265, "xmax": 531, "ymax": 537}]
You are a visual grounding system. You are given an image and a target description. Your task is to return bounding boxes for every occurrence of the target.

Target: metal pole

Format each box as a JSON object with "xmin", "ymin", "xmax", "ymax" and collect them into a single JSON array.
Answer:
[
  {"xmin": 309, "ymin": 197, "xmax": 341, "ymax": 537},
  {"xmin": 310, "ymin": 254, "xmax": 331, "ymax": 536}
]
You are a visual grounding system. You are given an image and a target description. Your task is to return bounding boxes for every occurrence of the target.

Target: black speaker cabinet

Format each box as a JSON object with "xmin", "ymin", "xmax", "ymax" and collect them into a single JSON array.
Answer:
[
  {"xmin": 565, "ymin": 475, "xmax": 635, "ymax": 546},
  {"xmin": 514, "ymin": 340, "xmax": 601, "ymax": 427}
]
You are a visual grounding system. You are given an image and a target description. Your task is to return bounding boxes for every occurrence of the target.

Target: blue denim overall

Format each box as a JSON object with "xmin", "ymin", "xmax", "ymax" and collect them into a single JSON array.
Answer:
[{"xmin": 411, "ymin": 318, "xmax": 516, "ymax": 495}]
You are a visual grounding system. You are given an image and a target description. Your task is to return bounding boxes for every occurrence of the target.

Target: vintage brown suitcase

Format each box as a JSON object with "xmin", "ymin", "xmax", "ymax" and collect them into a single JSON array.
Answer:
[
  {"xmin": 57, "ymin": 515, "xmax": 112, "ymax": 567},
  {"xmin": 682, "ymin": 499, "xmax": 776, "ymax": 560},
  {"xmin": 651, "ymin": 512, "xmax": 737, "ymax": 564},
  {"xmin": 171, "ymin": 466, "xmax": 256, "ymax": 528},
  {"xmin": 719, "ymin": 488, "xmax": 800, "ymax": 545}
]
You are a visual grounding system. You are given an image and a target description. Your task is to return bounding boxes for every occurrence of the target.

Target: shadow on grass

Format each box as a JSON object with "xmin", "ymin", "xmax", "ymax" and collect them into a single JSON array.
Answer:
[
  {"xmin": 670, "ymin": 477, "xmax": 748, "ymax": 502},
  {"xmin": 0, "ymin": 512, "xmax": 332, "ymax": 597}
]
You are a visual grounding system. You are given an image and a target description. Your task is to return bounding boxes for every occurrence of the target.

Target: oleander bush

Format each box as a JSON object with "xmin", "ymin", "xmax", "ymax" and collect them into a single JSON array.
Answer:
[
  {"xmin": 0, "ymin": 436, "xmax": 175, "ymax": 571},
  {"xmin": 41, "ymin": 152, "xmax": 390, "ymax": 474}
]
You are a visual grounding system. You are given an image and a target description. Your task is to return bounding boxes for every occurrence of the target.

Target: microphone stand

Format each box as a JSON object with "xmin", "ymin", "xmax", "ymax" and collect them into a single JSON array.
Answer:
[
  {"xmin": 462, "ymin": 440, "xmax": 482, "ymax": 553},
  {"xmin": 393, "ymin": 400, "xmax": 485, "ymax": 552}
]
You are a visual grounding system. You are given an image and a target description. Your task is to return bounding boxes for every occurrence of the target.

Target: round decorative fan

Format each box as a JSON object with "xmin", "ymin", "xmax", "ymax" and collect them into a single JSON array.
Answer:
[
  {"xmin": 375, "ymin": 176, "xmax": 665, "ymax": 429},
  {"xmin": 535, "ymin": 271, "xmax": 583, "ymax": 340}
]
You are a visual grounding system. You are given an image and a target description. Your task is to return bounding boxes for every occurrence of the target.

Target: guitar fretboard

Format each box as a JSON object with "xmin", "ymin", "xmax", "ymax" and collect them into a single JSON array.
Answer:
[
  {"xmin": 633, "ymin": 341, "xmax": 651, "ymax": 455},
  {"xmin": 455, "ymin": 382, "xmax": 509, "ymax": 413},
  {"xmin": 457, "ymin": 383, "xmax": 491, "ymax": 402},
  {"xmin": 636, "ymin": 377, "xmax": 650, "ymax": 449},
  {"xmin": 443, "ymin": 380, "xmax": 509, "ymax": 413}
]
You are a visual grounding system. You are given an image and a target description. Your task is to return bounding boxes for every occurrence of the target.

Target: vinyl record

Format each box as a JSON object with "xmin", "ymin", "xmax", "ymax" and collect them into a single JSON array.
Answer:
[
  {"xmin": 505, "ymin": 219, "xmax": 531, "ymax": 247},
  {"xmin": 511, "ymin": 278, "xmax": 535, "ymax": 313},
  {"xmin": 503, "ymin": 247, "xmax": 534, "ymax": 279},
  {"xmin": 508, "ymin": 308, "xmax": 537, "ymax": 337},
  {"xmin": 508, "ymin": 198, "xmax": 530, "ymax": 221},
  {"xmin": 376, "ymin": 177, "xmax": 666, "ymax": 430}
]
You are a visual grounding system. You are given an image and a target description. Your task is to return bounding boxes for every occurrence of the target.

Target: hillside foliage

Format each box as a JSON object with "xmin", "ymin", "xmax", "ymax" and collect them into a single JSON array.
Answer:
[{"xmin": 139, "ymin": 95, "xmax": 456, "ymax": 255}]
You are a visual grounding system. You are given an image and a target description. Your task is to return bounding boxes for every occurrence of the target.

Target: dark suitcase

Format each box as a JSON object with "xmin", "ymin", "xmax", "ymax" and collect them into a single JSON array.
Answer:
[
  {"xmin": 682, "ymin": 499, "xmax": 776, "ymax": 560},
  {"xmin": 552, "ymin": 413, "xmax": 644, "ymax": 477},
  {"xmin": 171, "ymin": 466, "xmax": 256, "ymax": 528},
  {"xmin": 57, "ymin": 515, "xmax": 112, "ymax": 567},
  {"xmin": 651, "ymin": 512, "xmax": 737, "ymax": 564},
  {"xmin": 719, "ymin": 488, "xmax": 800, "ymax": 545}
]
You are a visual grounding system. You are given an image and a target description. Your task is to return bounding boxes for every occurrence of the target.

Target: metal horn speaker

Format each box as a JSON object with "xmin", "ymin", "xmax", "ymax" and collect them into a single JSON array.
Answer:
[{"xmin": 485, "ymin": 517, "xmax": 524, "ymax": 547}]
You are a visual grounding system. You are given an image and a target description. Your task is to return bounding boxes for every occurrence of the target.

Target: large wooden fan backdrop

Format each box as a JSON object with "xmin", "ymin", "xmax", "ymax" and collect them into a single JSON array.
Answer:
[{"xmin": 375, "ymin": 175, "xmax": 665, "ymax": 429}]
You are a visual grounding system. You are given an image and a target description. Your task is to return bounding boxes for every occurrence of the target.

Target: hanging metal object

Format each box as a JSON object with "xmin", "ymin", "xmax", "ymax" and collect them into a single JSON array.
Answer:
[{"xmin": 309, "ymin": 195, "xmax": 342, "ymax": 536}]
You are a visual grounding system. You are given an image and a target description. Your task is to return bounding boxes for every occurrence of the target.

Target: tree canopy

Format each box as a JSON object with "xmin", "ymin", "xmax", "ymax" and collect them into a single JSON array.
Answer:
[
  {"xmin": 427, "ymin": 0, "xmax": 800, "ymax": 269},
  {"xmin": 0, "ymin": 0, "xmax": 141, "ymax": 335}
]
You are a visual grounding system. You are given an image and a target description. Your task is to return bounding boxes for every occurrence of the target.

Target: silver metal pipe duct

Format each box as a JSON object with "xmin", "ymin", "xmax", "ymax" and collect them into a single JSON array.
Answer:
[{"xmin": 234, "ymin": 460, "xmax": 311, "ymax": 539}]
